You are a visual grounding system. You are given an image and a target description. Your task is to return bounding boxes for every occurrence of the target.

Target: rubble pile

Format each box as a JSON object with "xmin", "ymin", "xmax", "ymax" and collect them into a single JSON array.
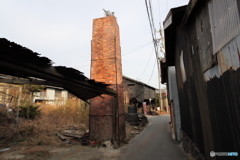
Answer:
[
  {"xmin": 123, "ymin": 113, "xmax": 149, "ymax": 144},
  {"xmin": 55, "ymin": 126, "xmax": 114, "ymax": 148},
  {"xmin": 55, "ymin": 114, "xmax": 150, "ymax": 148}
]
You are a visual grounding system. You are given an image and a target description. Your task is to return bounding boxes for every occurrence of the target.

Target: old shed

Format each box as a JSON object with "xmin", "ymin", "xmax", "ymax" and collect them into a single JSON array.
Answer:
[{"xmin": 163, "ymin": 0, "xmax": 240, "ymax": 159}]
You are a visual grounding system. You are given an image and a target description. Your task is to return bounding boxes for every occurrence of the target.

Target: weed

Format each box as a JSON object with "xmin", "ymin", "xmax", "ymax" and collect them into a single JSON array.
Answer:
[
  {"xmin": 0, "ymin": 98, "xmax": 89, "ymax": 147},
  {"xmin": 19, "ymin": 105, "xmax": 41, "ymax": 119}
]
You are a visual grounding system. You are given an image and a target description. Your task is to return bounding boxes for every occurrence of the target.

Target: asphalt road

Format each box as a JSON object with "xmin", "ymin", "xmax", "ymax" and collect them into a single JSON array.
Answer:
[{"xmin": 119, "ymin": 115, "xmax": 188, "ymax": 160}]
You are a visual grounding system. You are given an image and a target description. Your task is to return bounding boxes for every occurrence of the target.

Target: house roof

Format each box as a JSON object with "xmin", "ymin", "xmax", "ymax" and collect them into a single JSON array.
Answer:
[
  {"xmin": 123, "ymin": 75, "xmax": 157, "ymax": 90},
  {"xmin": 162, "ymin": 0, "xmax": 202, "ymax": 83},
  {"xmin": 163, "ymin": 5, "xmax": 187, "ymax": 67},
  {"xmin": 163, "ymin": 0, "xmax": 201, "ymax": 66},
  {"xmin": 0, "ymin": 38, "xmax": 117, "ymax": 101},
  {"xmin": 161, "ymin": 6, "xmax": 187, "ymax": 83}
]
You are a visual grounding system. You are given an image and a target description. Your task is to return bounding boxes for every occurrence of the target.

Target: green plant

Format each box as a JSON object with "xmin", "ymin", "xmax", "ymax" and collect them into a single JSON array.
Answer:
[{"xmin": 19, "ymin": 105, "xmax": 41, "ymax": 119}]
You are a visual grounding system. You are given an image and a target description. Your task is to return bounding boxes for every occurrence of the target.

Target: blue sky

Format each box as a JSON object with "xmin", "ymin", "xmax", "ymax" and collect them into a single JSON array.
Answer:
[{"xmin": 0, "ymin": 0, "xmax": 189, "ymax": 89}]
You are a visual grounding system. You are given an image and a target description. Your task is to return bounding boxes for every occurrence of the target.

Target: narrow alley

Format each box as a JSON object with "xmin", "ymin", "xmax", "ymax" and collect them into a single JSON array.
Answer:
[
  {"xmin": 46, "ymin": 115, "xmax": 187, "ymax": 160},
  {"xmin": 119, "ymin": 115, "xmax": 187, "ymax": 160}
]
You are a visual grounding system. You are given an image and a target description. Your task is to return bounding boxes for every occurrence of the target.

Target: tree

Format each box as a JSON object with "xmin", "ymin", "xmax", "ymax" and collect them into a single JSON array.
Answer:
[{"xmin": 22, "ymin": 84, "xmax": 45, "ymax": 103}]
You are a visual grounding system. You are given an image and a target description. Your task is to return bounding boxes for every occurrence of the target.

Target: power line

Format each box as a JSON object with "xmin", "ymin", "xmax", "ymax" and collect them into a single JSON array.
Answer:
[
  {"xmin": 148, "ymin": 57, "xmax": 157, "ymax": 84},
  {"xmin": 122, "ymin": 41, "xmax": 152, "ymax": 53},
  {"xmin": 122, "ymin": 41, "xmax": 152, "ymax": 56},
  {"xmin": 137, "ymin": 46, "xmax": 154, "ymax": 78},
  {"xmin": 57, "ymin": 41, "xmax": 153, "ymax": 66},
  {"xmin": 145, "ymin": 0, "xmax": 163, "ymax": 109},
  {"xmin": 145, "ymin": 0, "xmax": 160, "ymax": 58},
  {"xmin": 149, "ymin": 0, "xmax": 156, "ymax": 36}
]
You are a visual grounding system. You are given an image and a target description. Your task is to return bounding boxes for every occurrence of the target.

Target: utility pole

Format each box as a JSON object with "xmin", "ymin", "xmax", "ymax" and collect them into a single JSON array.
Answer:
[
  {"xmin": 158, "ymin": 24, "xmax": 166, "ymax": 112},
  {"xmin": 152, "ymin": 38, "xmax": 162, "ymax": 110},
  {"xmin": 145, "ymin": 0, "xmax": 163, "ymax": 111},
  {"xmin": 157, "ymin": 58, "xmax": 162, "ymax": 110}
]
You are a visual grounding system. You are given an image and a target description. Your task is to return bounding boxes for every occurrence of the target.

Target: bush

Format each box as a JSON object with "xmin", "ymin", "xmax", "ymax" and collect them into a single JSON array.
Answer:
[{"xmin": 19, "ymin": 105, "xmax": 41, "ymax": 119}]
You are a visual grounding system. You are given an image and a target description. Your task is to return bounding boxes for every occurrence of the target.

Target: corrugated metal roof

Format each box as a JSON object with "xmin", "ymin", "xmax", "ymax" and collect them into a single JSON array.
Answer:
[
  {"xmin": 0, "ymin": 38, "xmax": 53, "ymax": 67},
  {"xmin": 0, "ymin": 38, "xmax": 116, "ymax": 101}
]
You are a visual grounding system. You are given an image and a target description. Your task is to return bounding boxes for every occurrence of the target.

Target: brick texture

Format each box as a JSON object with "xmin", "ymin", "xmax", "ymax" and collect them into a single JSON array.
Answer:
[{"xmin": 89, "ymin": 16, "xmax": 125, "ymax": 142}]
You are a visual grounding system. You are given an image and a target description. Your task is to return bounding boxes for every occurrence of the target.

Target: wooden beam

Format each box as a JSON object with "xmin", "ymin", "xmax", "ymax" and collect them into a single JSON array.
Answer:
[{"xmin": 0, "ymin": 59, "xmax": 117, "ymax": 98}]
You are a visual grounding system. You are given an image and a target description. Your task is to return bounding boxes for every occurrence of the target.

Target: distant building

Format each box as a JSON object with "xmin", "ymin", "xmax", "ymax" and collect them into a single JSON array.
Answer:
[
  {"xmin": 34, "ymin": 86, "xmax": 68, "ymax": 105},
  {"xmin": 123, "ymin": 76, "xmax": 157, "ymax": 105},
  {"xmin": 0, "ymin": 83, "xmax": 20, "ymax": 107}
]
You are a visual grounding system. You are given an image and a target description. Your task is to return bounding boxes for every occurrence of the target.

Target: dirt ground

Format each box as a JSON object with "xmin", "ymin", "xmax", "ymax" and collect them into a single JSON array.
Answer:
[
  {"xmin": 0, "ymin": 104, "xmax": 170, "ymax": 160},
  {"xmin": 0, "ymin": 120, "xmax": 150, "ymax": 160},
  {"xmin": 0, "ymin": 145, "xmax": 123, "ymax": 160}
]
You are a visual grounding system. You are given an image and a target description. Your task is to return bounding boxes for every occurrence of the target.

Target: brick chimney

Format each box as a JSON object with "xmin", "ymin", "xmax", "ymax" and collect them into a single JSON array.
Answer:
[{"xmin": 89, "ymin": 15, "xmax": 125, "ymax": 142}]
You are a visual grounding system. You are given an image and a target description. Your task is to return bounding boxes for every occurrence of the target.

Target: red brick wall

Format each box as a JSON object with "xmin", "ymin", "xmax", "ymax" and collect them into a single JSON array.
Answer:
[{"xmin": 90, "ymin": 16, "xmax": 125, "ymax": 142}]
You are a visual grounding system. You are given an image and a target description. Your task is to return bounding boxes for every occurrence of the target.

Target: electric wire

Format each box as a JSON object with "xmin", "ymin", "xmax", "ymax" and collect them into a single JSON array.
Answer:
[
  {"xmin": 149, "ymin": 0, "xmax": 156, "ymax": 36},
  {"xmin": 122, "ymin": 41, "xmax": 152, "ymax": 56},
  {"xmin": 122, "ymin": 41, "xmax": 152, "ymax": 53},
  {"xmin": 148, "ymin": 56, "xmax": 157, "ymax": 84},
  {"xmin": 145, "ymin": 0, "xmax": 161, "ymax": 85},
  {"xmin": 145, "ymin": 0, "xmax": 160, "ymax": 59},
  {"xmin": 56, "ymin": 41, "xmax": 153, "ymax": 68},
  {"xmin": 57, "ymin": 41, "xmax": 153, "ymax": 66},
  {"xmin": 137, "ymin": 46, "xmax": 155, "ymax": 78},
  {"xmin": 145, "ymin": 0, "xmax": 157, "ymax": 44}
]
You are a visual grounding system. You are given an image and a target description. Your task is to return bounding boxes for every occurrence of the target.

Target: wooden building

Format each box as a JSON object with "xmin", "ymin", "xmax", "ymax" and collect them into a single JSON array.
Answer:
[
  {"xmin": 163, "ymin": 0, "xmax": 240, "ymax": 159},
  {"xmin": 123, "ymin": 76, "xmax": 157, "ymax": 104}
]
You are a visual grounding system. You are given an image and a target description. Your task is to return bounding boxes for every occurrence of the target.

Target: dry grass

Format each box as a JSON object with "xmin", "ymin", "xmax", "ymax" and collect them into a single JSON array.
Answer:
[{"xmin": 0, "ymin": 98, "xmax": 89, "ymax": 148}]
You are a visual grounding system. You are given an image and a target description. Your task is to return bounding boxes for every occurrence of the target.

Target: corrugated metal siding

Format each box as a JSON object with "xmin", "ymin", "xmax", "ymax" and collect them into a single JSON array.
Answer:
[
  {"xmin": 208, "ymin": 0, "xmax": 240, "ymax": 54},
  {"xmin": 205, "ymin": 33, "xmax": 240, "ymax": 155},
  {"xmin": 173, "ymin": 2, "xmax": 240, "ymax": 159},
  {"xmin": 218, "ymin": 34, "xmax": 240, "ymax": 72},
  {"xmin": 172, "ymin": 1, "xmax": 240, "ymax": 159},
  {"xmin": 175, "ymin": 35, "xmax": 206, "ymax": 157},
  {"xmin": 207, "ymin": 69, "xmax": 240, "ymax": 154},
  {"xmin": 204, "ymin": 34, "xmax": 240, "ymax": 80}
]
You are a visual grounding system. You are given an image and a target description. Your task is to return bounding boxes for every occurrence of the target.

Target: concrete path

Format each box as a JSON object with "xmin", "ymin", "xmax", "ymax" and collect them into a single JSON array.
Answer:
[
  {"xmin": 48, "ymin": 115, "xmax": 187, "ymax": 160},
  {"xmin": 119, "ymin": 115, "xmax": 187, "ymax": 160}
]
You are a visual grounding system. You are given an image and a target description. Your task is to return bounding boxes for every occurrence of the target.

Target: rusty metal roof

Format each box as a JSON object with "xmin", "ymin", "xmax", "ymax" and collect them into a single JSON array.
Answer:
[{"xmin": 0, "ymin": 38, "xmax": 116, "ymax": 101}]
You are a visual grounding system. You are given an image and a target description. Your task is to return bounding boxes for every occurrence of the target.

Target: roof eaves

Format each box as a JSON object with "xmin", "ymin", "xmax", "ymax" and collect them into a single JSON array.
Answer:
[
  {"xmin": 123, "ymin": 75, "xmax": 157, "ymax": 90},
  {"xmin": 181, "ymin": 0, "xmax": 199, "ymax": 25}
]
